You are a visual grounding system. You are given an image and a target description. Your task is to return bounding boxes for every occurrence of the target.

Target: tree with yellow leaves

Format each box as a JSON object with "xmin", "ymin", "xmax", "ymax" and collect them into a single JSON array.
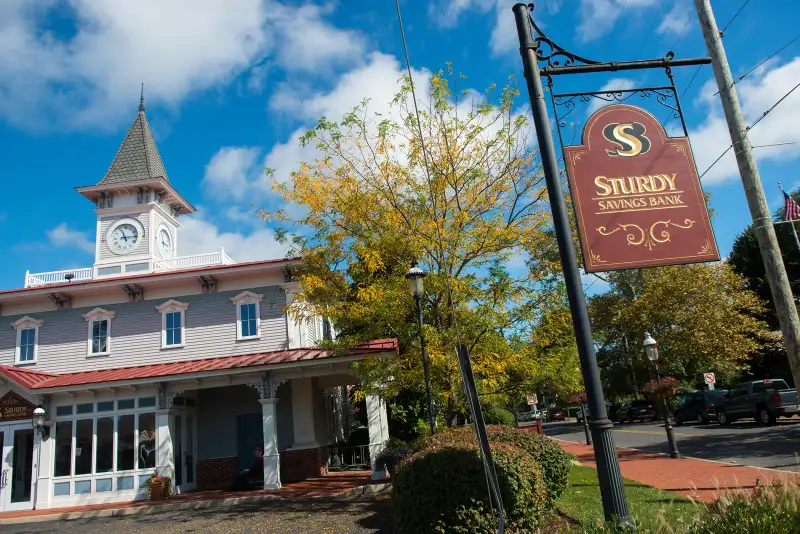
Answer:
[{"xmin": 261, "ymin": 67, "xmax": 581, "ymax": 425}]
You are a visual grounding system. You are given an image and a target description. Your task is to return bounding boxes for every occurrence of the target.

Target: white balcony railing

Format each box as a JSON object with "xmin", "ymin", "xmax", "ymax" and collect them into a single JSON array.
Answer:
[
  {"xmin": 24, "ymin": 268, "xmax": 94, "ymax": 288},
  {"xmin": 24, "ymin": 248, "xmax": 236, "ymax": 288}
]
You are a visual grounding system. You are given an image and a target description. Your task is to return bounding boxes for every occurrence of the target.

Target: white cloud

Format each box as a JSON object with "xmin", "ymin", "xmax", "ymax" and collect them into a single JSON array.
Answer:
[
  {"xmin": 690, "ymin": 56, "xmax": 800, "ymax": 185},
  {"xmin": 429, "ymin": 0, "xmax": 494, "ymax": 29},
  {"xmin": 46, "ymin": 223, "xmax": 94, "ymax": 255},
  {"xmin": 586, "ymin": 78, "xmax": 636, "ymax": 115},
  {"xmin": 178, "ymin": 213, "xmax": 289, "ymax": 262},
  {"xmin": 490, "ymin": 1, "xmax": 518, "ymax": 57},
  {"xmin": 576, "ymin": 0, "xmax": 658, "ymax": 43},
  {"xmin": 0, "ymin": 0, "xmax": 365, "ymax": 130},
  {"xmin": 656, "ymin": 2, "xmax": 691, "ymax": 36},
  {"xmin": 202, "ymin": 146, "xmax": 262, "ymax": 201}
]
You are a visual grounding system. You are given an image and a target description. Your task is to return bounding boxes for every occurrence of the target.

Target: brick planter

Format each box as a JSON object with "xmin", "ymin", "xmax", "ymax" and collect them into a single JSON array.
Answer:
[{"xmin": 197, "ymin": 457, "xmax": 239, "ymax": 490}]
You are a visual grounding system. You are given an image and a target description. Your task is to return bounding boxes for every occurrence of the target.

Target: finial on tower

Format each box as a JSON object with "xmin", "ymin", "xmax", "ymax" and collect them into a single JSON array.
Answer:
[{"xmin": 139, "ymin": 83, "xmax": 145, "ymax": 112}]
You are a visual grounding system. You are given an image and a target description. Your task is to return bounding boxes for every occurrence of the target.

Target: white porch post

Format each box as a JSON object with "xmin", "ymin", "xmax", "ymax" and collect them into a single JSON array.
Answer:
[
  {"xmin": 285, "ymin": 288, "xmax": 303, "ymax": 349},
  {"xmin": 259, "ymin": 398, "xmax": 281, "ymax": 489},
  {"xmin": 156, "ymin": 410, "xmax": 175, "ymax": 482},
  {"xmin": 289, "ymin": 378, "xmax": 318, "ymax": 449},
  {"xmin": 366, "ymin": 393, "xmax": 390, "ymax": 480},
  {"xmin": 33, "ymin": 430, "xmax": 53, "ymax": 509}
]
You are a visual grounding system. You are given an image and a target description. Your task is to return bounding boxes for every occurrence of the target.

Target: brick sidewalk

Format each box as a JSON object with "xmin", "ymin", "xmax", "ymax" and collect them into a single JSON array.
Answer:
[{"xmin": 556, "ymin": 439, "xmax": 800, "ymax": 503}]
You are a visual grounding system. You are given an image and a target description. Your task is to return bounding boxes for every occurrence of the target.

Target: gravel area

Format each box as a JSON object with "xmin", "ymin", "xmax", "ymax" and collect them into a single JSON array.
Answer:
[{"xmin": 4, "ymin": 498, "xmax": 393, "ymax": 534}]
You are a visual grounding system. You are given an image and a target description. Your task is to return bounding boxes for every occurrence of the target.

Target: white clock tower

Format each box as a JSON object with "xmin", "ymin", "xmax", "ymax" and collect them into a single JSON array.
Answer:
[{"xmin": 76, "ymin": 87, "xmax": 195, "ymax": 279}]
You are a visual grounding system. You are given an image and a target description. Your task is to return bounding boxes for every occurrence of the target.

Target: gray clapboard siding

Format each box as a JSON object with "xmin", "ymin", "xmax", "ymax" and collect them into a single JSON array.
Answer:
[{"xmin": 0, "ymin": 286, "xmax": 288, "ymax": 374}]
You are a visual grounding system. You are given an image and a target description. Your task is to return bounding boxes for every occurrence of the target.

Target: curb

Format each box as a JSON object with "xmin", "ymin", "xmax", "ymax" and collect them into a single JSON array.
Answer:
[{"xmin": 0, "ymin": 483, "xmax": 392, "ymax": 526}]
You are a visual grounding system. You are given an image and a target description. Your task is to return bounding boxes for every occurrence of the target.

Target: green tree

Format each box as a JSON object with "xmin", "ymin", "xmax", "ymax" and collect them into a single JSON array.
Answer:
[
  {"xmin": 590, "ymin": 263, "xmax": 767, "ymax": 394},
  {"xmin": 260, "ymin": 66, "xmax": 582, "ymax": 424}
]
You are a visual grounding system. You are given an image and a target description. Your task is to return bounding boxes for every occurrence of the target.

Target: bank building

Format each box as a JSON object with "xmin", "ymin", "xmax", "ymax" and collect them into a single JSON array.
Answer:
[{"xmin": 0, "ymin": 95, "xmax": 394, "ymax": 512}]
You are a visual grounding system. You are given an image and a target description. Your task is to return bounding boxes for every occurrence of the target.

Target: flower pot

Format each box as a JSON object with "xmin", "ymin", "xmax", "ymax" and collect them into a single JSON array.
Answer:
[{"xmin": 148, "ymin": 480, "xmax": 165, "ymax": 501}]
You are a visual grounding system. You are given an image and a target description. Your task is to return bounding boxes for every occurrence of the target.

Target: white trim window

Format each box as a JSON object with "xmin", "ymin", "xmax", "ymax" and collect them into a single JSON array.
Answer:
[
  {"xmin": 230, "ymin": 291, "xmax": 263, "ymax": 341},
  {"xmin": 11, "ymin": 316, "xmax": 44, "ymax": 365},
  {"xmin": 82, "ymin": 308, "xmax": 116, "ymax": 356},
  {"xmin": 155, "ymin": 299, "xmax": 189, "ymax": 349}
]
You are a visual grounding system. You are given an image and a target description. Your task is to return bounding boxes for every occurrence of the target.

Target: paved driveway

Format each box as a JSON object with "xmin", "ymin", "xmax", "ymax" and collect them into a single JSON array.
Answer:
[
  {"xmin": 4, "ymin": 499, "xmax": 393, "ymax": 534},
  {"xmin": 544, "ymin": 418, "xmax": 800, "ymax": 471}
]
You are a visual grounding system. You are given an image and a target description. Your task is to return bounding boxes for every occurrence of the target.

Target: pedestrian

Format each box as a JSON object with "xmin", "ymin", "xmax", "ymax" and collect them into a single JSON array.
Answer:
[{"xmin": 231, "ymin": 444, "xmax": 264, "ymax": 491}]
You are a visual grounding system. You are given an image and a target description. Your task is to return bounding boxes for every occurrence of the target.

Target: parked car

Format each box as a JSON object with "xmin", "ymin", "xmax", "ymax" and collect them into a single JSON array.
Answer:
[
  {"xmin": 549, "ymin": 409, "xmax": 565, "ymax": 421},
  {"xmin": 575, "ymin": 404, "xmax": 615, "ymax": 423},
  {"xmin": 616, "ymin": 399, "xmax": 657, "ymax": 423},
  {"xmin": 672, "ymin": 390, "xmax": 728, "ymax": 424},
  {"xmin": 715, "ymin": 379, "xmax": 798, "ymax": 425}
]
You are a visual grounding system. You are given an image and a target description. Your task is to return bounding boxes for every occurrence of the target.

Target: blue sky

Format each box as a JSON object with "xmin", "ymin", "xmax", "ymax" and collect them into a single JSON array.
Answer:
[{"xmin": 1, "ymin": 0, "xmax": 799, "ymax": 292}]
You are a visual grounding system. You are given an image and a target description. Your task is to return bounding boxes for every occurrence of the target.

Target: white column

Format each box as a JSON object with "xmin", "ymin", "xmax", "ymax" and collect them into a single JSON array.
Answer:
[
  {"xmin": 33, "ymin": 430, "xmax": 52, "ymax": 510},
  {"xmin": 366, "ymin": 393, "xmax": 390, "ymax": 480},
  {"xmin": 156, "ymin": 410, "xmax": 174, "ymax": 482},
  {"xmin": 260, "ymin": 398, "xmax": 281, "ymax": 489},
  {"xmin": 285, "ymin": 290, "xmax": 303, "ymax": 349},
  {"xmin": 288, "ymin": 378, "xmax": 318, "ymax": 450}
]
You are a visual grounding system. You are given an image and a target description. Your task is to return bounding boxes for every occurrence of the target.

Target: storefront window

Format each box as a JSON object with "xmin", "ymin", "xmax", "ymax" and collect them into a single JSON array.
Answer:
[
  {"xmin": 54, "ymin": 421, "xmax": 73, "ymax": 477},
  {"xmin": 96, "ymin": 417, "xmax": 114, "ymax": 473},
  {"xmin": 138, "ymin": 413, "xmax": 156, "ymax": 469},
  {"xmin": 75, "ymin": 419, "xmax": 94, "ymax": 475},
  {"xmin": 117, "ymin": 414, "xmax": 135, "ymax": 471}
]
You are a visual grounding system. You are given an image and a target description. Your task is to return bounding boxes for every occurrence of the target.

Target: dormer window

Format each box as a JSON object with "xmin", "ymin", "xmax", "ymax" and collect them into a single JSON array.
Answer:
[
  {"xmin": 11, "ymin": 316, "xmax": 44, "ymax": 365},
  {"xmin": 230, "ymin": 291, "xmax": 263, "ymax": 341},
  {"xmin": 156, "ymin": 299, "xmax": 189, "ymax": 349},
  {"xmin": 82, "ymin": 308, "xmax": 116, "ymax": 356}
]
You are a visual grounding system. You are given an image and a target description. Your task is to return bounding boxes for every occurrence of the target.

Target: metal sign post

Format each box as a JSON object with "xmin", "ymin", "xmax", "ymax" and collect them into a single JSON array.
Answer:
[{"xmin": 512, "ymin": 2, "xmax": 712, "ymax": 524}]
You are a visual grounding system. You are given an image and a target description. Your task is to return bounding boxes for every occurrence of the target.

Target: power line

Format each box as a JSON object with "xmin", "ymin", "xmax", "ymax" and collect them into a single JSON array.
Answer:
[
  {"xmin": 669, "ymin": 12, "xmax": 693, "ymax": 51},
  {"xmin": 720, "ymin": 0, "xmax": 751, "ymax": 34},
  {"xmin": 640, "ymin": 0, "xmax": 666, "ymax": 48},
  {"xmin": 609, "ymin": 0, "xmax": 628, "ymax": 37},
  {"xmin": 714, "ymin": 33, "xmax": 800, "ymax": 96},
  {"xmin": 699, "ymin": 80, "xmax": 800, "ymax": 179}
]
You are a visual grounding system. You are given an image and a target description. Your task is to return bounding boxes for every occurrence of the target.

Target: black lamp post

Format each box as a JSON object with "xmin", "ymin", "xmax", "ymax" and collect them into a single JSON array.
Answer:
[
  {"xmin": 406, "ymin": 261, "xmax": 436, "ymax": 434},
  {"xmin": 644, "ymin": 333, "xmax": 680, "ymax": 459}
]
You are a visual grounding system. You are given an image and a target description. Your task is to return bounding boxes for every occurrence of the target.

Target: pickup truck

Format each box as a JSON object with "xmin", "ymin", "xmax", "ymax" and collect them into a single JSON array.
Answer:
[{"xmin": 714, "ymin": 379, "xmax": 798, "ymax": 425}]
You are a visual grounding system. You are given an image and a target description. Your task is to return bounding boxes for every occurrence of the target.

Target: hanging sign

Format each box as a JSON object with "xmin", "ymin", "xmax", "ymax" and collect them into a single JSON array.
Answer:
[
  {"xmin": 564, "ymin": 104, "xmax": 719, "ymax": 272},
  {"xmin": 0, "ymin": 391, "xmax": 35, "ymax": 422}
]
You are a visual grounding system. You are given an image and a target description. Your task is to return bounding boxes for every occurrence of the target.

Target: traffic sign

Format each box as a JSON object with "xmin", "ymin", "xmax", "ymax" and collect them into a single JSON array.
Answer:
[
  {"xmin": 704, "ymin": 373, "xmax": 715, "ymax": 390},
  {"xmin": 526, "ymin": 394, "xmax": 538, "ymax": 406}
]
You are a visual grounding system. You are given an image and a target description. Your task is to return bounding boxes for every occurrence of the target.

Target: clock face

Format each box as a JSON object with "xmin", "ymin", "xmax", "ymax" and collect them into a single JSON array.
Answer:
[
  {"xmin": 158, "ymin": 228, "xmax": 172, "ymax": 257},
  {"xmin": 109, "ymin": 223, "xmax": 140, "ymax": 254}
]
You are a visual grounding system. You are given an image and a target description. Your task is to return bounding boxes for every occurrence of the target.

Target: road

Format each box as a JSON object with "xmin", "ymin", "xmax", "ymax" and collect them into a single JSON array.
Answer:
[{"xmin": 543, "ymin": 418, "xmax": 800, "ymax": 472}]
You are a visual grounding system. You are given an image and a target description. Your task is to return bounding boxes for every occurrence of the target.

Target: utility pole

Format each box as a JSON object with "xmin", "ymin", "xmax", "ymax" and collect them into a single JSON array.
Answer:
[{"xmin": 694, "ymin": 0, "xmax": 800, "ymax": 393}]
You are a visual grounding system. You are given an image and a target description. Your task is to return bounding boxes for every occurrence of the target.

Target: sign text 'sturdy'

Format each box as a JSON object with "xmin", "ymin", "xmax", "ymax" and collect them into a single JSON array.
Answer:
[{"xmin": 564, "ymin": 104, "xmax": 720, "ymax": 272}]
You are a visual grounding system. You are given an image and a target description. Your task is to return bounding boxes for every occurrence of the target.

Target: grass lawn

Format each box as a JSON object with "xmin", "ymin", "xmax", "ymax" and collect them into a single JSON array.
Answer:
[{"xmin": 557, "ymin": 464, "xmax": 703, "ymax": 533}]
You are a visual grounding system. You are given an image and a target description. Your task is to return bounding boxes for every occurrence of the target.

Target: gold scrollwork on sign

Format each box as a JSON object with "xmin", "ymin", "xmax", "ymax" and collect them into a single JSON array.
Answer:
[
  {"xmin": 597, "ymin": 219, "xmax": 695, "ymax": 250},
  {"xmin": 590, "ymin": 250, "xmax": 606, "ymax": 264},
  {"xmin": 697, "ymin": 240, "xmax": 711, "ymax": 255}
]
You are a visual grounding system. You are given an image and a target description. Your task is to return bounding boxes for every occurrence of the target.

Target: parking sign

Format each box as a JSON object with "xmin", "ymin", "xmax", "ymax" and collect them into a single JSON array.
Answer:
[
  {"xmin": 703, "ymin": 373, "xmax": 715, "ymax": 390},
  {"xmin": 526, "ymin": 394, "xmax": 538, "ymax": 406}
]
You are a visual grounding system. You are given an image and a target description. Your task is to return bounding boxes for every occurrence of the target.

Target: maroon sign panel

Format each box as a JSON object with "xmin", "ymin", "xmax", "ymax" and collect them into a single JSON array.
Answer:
[
  {"xmin": 0, "ymin": 391, "xmax": 35, "ymax": 422},
  {"xmin": 564, "ymin": 104, "xmax": 719, "ymax": 272}
]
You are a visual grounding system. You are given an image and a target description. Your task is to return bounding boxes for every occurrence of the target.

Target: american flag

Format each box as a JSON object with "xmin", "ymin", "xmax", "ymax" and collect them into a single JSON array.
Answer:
[{"xmin": 785, "ymin": 191, "xmax": 800, "ymax": 221}]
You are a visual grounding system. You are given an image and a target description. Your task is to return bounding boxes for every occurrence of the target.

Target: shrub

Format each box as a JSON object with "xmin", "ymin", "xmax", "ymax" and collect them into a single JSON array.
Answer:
[
  {"xmin": 416, "ymin": 425, "xmax": 572, "ymax": 501},
  {"xmin": 392, "ymin": 444, "xmax": 550, "ymax": 533},
  {"xmin": 483, "ymin": 407, "xmax": 516, "ymax": 426},
  {"xmin": 689, "ymin": 482, "xmax": 800, "ymax": 534}
]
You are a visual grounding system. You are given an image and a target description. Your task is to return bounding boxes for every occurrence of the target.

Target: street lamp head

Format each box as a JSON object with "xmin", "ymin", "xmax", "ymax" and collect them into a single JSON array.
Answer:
[
  {"xmin": 643, "ymin": 332, "xmax": 659, "ymax": 362},
  {"xmin": 405, "ymin": 261, "xmax": 426, "ymax": 298},
  {"xmin": 32, "ymin": 406, "xmax": 49, "ymax": 438}
]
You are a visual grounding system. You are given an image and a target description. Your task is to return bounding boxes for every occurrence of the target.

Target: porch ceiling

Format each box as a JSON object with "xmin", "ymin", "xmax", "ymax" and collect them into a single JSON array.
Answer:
[{"xmin": 0, "ymin": 339, "xmax": 397, "ymax": 394}]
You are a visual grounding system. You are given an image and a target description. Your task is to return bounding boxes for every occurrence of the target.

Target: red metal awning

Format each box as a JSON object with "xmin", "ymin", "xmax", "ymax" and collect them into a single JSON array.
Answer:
[{"xmin": 0, "ymin": 339, "xmax": 397, "ymax": 392}]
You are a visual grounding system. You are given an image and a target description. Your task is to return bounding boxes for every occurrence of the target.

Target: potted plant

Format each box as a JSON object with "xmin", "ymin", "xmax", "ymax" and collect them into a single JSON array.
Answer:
[{"xmin": 146, "ymin": 473, "xmax": 172, "ymax": 501}]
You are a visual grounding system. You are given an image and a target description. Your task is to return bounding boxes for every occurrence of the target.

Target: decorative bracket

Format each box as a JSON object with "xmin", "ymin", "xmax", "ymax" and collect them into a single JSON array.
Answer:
[
  {"xmin": 247, "ymin": 373, "xmax": 273, "ymax": 399},
  {"xmin": 198, "ymin": 275, "xmax": 217, "ymax": 294},
  {"xmin": 49, "ymin": 292, "xmax": 72, "ymax": 310},
  {"xmin": 123, "ymin": 284, "xmax": 144, "ymax": 302},
  {"xmin": 525, "ymin": 3, "xmax": 601, "ymax": 71}
]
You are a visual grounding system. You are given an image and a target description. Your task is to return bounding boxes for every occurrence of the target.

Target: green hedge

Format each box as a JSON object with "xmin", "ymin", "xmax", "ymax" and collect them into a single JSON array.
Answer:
[
  {"xmin": 416, "ymin": 425, "xmax": 572, "ymax": 501},
  {"xmin": 392, "ymin": 444, "xmax": 549, "ymax": 533},
  {"xmin": 483, "ymin": 407, "xmax": 516, "ymax": 426}
]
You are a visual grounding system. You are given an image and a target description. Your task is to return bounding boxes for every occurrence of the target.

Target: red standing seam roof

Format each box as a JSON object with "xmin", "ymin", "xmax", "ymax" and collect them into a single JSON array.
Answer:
[{"xmin": 0, "ymin": 339, "xmax": 397, "ymax": 391}]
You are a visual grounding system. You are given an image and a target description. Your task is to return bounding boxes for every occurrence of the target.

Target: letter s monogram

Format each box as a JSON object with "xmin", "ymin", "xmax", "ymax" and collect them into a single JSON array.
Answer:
[{"xmin": 603, "ymin": 122, "xmax": 651, "ymax": 157}]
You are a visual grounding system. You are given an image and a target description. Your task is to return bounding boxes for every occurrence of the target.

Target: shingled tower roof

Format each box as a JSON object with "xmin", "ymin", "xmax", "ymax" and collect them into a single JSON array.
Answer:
[{"xmin": 98, "ymin": 85, "xmax": 168, "ymax": 185}]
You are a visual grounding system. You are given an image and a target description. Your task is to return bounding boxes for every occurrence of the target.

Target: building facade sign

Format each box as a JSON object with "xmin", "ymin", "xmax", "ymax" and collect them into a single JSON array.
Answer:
[
  {"xmin": 564, "ymin": 104, "xmax": 719, "ymax": 272},
  {"xmin": 0, "ymin": 391, "xmax": 35, "ymax": 422}
]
